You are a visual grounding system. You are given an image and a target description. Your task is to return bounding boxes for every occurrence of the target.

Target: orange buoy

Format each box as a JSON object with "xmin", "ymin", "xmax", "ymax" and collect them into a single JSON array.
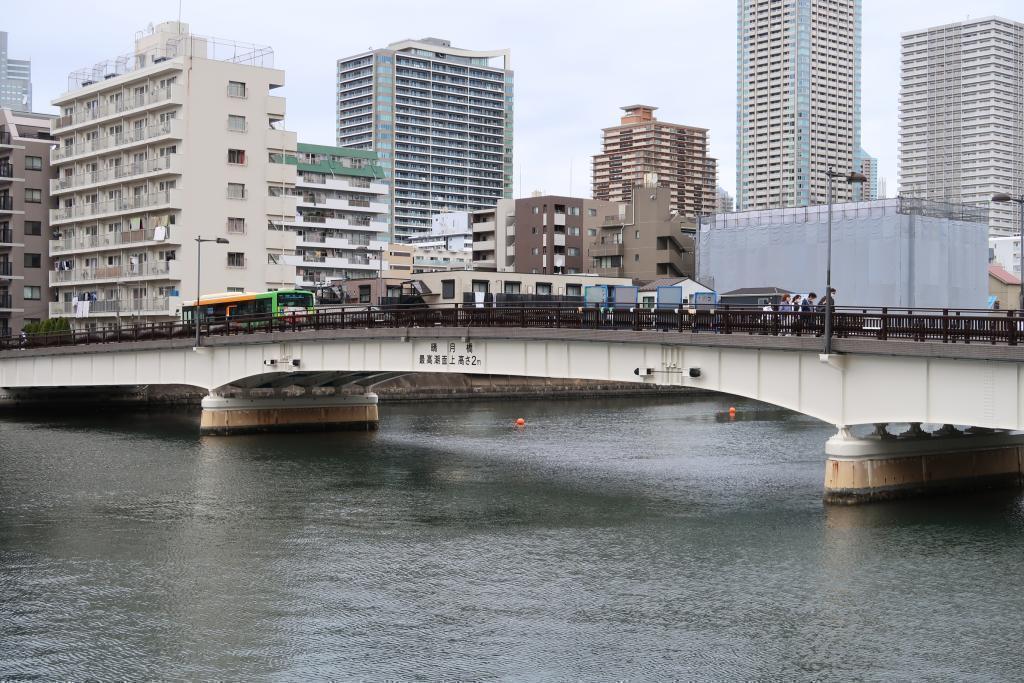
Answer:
[
  {"xmin": 516, "ymin": 418, "xmax": 526, "ymax": 426},
  {"xmin": 728, "ymin": 406, "xmax": 737, "ymax": 416}
]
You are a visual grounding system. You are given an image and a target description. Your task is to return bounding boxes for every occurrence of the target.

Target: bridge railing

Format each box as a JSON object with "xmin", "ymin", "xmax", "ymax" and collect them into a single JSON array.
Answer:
[{"xmin": 1, "ymin": 304, "xmax": 1022, "ymax": 351}]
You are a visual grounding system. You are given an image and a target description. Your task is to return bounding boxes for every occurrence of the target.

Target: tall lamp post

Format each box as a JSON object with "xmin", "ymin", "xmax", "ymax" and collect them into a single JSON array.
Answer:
[
  {"xmin": 194, "ymin": 236, "xmax": 229, "ymax": 347},
  {"xmin": 824, "ymin": 167, "xmax": 866, "ymax": 356},
  {"xmin": 991, "ymin": 193, "xmax": 1024, "ymax": 312}
]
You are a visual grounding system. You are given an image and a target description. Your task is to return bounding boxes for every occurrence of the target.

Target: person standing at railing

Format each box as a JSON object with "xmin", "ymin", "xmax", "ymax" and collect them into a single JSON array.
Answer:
[{"xmin": 805, "ymin": 293, "xmax": 819, "ymax": 336}]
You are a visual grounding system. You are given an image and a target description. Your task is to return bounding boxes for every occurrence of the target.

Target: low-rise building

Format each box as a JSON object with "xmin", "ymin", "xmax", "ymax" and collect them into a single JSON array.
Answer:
[
  {"xmin": 1, "ymin": 109, "xmax": 57, "ymax": 336},
  {"xmin": 413, "ymin": 245, "xmax": 472, "ymax": 273},
  {"xmin": 333, "ymin": 270, "xmax": 632, "ymax": 307},
  {"xmin": 989, "ymin": 236, "xmax": 1020, "ymax": 279},
  {"xmin": 277, "ymin": 143, "xmax": 389, "ymax": 289},
  {"xmin": 586, "ymin": 181, "xmax": 695, "ymax": 282},
  {"xmin": 988, "ymin": 264, "xmax": 1019, "ymax": 309}
]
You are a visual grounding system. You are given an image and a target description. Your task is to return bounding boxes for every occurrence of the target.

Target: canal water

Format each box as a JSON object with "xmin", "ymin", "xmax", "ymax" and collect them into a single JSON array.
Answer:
[{"xmin": 1, "ymin": 395, "xmax": 1022, "ymax": 680}]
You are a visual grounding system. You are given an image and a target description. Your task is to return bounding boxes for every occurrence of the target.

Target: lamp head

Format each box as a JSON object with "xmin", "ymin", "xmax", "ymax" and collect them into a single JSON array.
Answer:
[
  {"xmin": 215, "ymin": 238, "xmax": 230, "ymax": 244},
  {"xmin": 992, "ymin": 193, "xmax": 1014, "ymax": 203},
  {"xmin": 847, "ymin": 172, "xmax": 867, "ymax": 184}
]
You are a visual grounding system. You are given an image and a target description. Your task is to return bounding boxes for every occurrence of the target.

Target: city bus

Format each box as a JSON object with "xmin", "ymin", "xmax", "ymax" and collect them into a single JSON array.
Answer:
[{"xmin": 182, "ymin": 290, "xmax": 315, "ymax": 323}]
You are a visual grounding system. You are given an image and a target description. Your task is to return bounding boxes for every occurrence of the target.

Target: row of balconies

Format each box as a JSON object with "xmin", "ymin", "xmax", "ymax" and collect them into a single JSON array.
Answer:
[
  {"xmin": 51, "ymin": 226, "xmax": 177, "ymax": 255},
  {"xmin": 51, "ymin": 154, "xmax": 180, "ymax": 195},
  {"xmin": 50, "ymin": 259, "xmax": 180, "ymax": 286},
  {"xmin": 296, "ymin": 195, "xmax": 388, "ymax": 213},
  {"xmin": 51, "ymin": 189, "xmax": 179, "ymax": 225},
  {"xmin": 296, "ymin": 173, "xmax": 388, "ymax": 195},
  {"xmin": 53, "ymin": 85, "xmax": 180, "ymax": 131},
  {"xmin": 52, "ymin": 119, "xmax": 181, "ymax": 163},
  {"xmin": 49, "ymin": 296, "xmax": 180, "ymax": 317}
]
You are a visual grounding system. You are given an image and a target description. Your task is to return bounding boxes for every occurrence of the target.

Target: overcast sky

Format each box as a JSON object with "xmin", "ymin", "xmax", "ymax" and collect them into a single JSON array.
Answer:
[{"xmin": 8, "ymin": 0, "xmax": 1024, "ymax": 200}]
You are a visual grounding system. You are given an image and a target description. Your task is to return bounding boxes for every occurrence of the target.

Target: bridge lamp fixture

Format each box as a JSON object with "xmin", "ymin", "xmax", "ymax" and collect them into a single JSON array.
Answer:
[
  {"xmin": 992, "ymin": 193, "xmax": 1024, "ymax": 313},
  {"xmin": 193, "ymin": 236, "xmax": 230, "ymax": 348},
  {"xmin": 823, "ymin": 168, "xmax": 867, "ymax": 356}
]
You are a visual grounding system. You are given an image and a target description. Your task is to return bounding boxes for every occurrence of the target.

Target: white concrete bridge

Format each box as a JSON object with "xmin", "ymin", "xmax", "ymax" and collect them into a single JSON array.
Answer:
[{"xmin": 2, "ymin": 307, "xmax": 1023, "ymax": 503}]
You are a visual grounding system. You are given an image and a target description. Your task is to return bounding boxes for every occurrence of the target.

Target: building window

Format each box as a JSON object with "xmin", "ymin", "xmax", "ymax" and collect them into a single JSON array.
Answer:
[
  {"xmin": 588, "ymin": 228, "xmax": 598, "ymax": 236},
  {"xmin": 227, "ymin": 252, "xmax": 246, "ymax": 268},
  {"xmin": 532, "ymin": 206, "xmax": 540, "ymax": 214},
  {"xmin": 23, "ymin": 253, "xmax": 40, "ymax": 268},
  {"xmin": 23, "ymin": 285, "xmax": 40, "ymax": 300},
  {"xmin": 634, "ymin": 253, "xmax": 640, "ymax": 262},
  {"xmin": 227, "ymin": 115, "xmax": 247, "ymax": 132},
  {"xmin": 588, "ymin": 208, "xmax": 597, "ymax": 217},
  {"xmin": 227, "ymin": 81, "xmax": 247, "ymax": 98},
  {"xmin": 227, "ymin": 217, "xmax": 246, "ymax": 234},
  {"xmin": 504, "ymin": 281, "xmax": 521, "ymax": 294},
  {"xmin": 25, "ymin": 189, "xmax": 41, "ymax": 203},
  {"xmin": 635, "ymin": 230, "xmax": 641, "ymax": 239},
  {"xmin": 567, "ymin": 247, "xmax": 580, "ymax": 256},
  {"xmin": 471, "ymin": 280, "xmax": 489, "ymax": 294},
  {"xmin": 25, "ymin": 156, "xmax": 42, "ymax": 171},
  {"xmin": 226, "ymin": 287, "xmax": 245, "ymax": 293},
  {"xmin": 226, "ymin": 183, "xmax": 246, "ymax": 200},
  {"xmin": 568, "ymin": 226, "xmax": 580, "ymax": 236},
  {"xmin": 566, "ymin": 284, "xmax": 582, "ymax": 297},
  {"xmin": 441, "ymin": 279, "xmax": 455, "ymax": 299},
  {"xmin": 536, "ymin": 283, "xmax": 552, "ymax": 296},
  {"xmin": 359, "ymin": 285, "xmax": 371, "ymax": 303},
  {"xmin": 24, "ymin": 221, "xmax": 41, "ymax": 236},
  {"xmin": 569, "ymin": 207, "xmax": 580, "ymax": 216},
  {"xmin": 228, "ymin": 149, "xmax": 246, "ymax": 165}
]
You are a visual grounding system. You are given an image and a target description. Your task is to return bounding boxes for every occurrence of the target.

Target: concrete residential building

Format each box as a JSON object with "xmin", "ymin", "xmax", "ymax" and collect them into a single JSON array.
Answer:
[
  {"xmin": 587, "ymin": 182, "xmax": 696, "ymax": 282},
  {"xmin": 336, "ymin": 38, "xmax": 513, "ymax": 242},
  {"xmin": 506, "ymin": 195, "xmax": 618, "ymax": 276},
  {"xmin": 715, "ymin": 186, "xmax": 734, "ymax": 214},
  {"xmin": 0, "ymin": 109, "xmax": 56, "ymax": 336},
  {"xmin": 411, "ymin": 211, "xmax": 475, "ymax": 252},
  {"xmin": 736, "ymin": 0, "xmax": 862, "ymax": 210},
  {"xmin": 899, "ymin": 17, "xmax": 1024, "ymax": 237},
  {"xmin": 277, "ymin": 143, "xmax": 390, "ymax": 289},
  {"xmin": 855, "ymin": 149, "xmax": 880, "ymax": 201},
  {"xmin": 48, "ymin": 21, "xmax": 298, "ymax": 328},
  {"xmin": 0, "ymin": 32, "xmax": 32, "ymax": 111},
  {"xmin": 592, "ymin": 105, "xmax": 716, "ymax": 218},
  {"xmin": 989, "ymin": 235, "xmax": 1020, "ymax": 278}
]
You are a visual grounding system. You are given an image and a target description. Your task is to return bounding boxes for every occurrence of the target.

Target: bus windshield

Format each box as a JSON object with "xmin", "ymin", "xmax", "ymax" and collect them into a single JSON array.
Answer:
[{"xmin": 277, "ymin": 292, "xmax": 313, "ymax": 308}]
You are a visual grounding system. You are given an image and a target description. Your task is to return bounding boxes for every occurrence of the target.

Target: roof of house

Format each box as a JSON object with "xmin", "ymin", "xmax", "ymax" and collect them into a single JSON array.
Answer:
[
  {"xmin": 638, "ymin": 277, "xmax": 711, "ymax": 292},
  {"xmin": 721, "ymin": 287, "xmax": 794, "ymax": 297},
  {"xmin": 988, "ymin": 264, "xmax": 1021, "ymax": 286}
]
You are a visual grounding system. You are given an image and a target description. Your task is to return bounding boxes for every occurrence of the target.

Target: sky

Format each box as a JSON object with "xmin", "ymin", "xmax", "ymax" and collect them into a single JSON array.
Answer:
[{"xmin": 7, "ymin": 0, "xmax": 1024, "ymax": 201}]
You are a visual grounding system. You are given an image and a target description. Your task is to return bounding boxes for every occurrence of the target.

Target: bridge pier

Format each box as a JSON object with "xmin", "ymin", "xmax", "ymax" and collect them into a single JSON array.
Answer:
[
  {"xmin": 824, "ymin": 427, "xmax": 1024, "ymax": 504},
  {"xmin": 199, "ymin": 391, "xmax": 379, "ymax": 436}
]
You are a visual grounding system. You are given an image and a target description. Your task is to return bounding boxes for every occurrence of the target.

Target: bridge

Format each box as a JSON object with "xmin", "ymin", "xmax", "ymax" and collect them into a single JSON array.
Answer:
[{"xmin": 2, "ymin": 305, "xmax": 1024, "ymax": 504}]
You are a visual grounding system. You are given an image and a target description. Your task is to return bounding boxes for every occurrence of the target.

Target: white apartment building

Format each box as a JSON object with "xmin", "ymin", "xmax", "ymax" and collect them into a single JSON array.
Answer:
[
  {"xmin": 48, "ymin": 21, "xmax": 297, "ymax": 328},
  {"xmin": 336, "ymin": 38, "xmax": 513, "ymax": 242},
  {"xmin": 276, "ymin": 143, "xmax": 390, "ymax": 289},
  {"xmin": 899, "ymin": 17, "xmax": 1024, "ymax": 237},
  {"xmin": 990, "ymin": 236, "xmax": 1021, "ymax": 277},
  {"xmin": 736, "ymin": 0, "xmax": 862, "ymax": 210}
]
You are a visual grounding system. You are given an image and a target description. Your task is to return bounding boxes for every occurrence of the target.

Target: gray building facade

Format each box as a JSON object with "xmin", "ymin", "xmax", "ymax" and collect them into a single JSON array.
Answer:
[
  {"xmin": 0, "ymin": 32, "xmax": 32, "ymax": 110},
  {"xmin": 699, "ymin": 198, "xmax": 988, "ymax": 309}
]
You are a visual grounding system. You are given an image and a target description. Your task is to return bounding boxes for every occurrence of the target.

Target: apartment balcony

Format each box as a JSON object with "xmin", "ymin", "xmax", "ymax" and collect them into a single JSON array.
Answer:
[
  {"xmin": 52, "ymin": 85, "xmax": 183, "ymax": 132},
  {"xmin": 50, "ymin": 154, "xmax": 182, "ymax": 195},
  {"xmin": 0, "ymin": 163, "xmax": 15, "ymax": 183},
  {"xmin": 266, "ymin": 128, "xmax": 297, "ymax": 152},
  {"xmin": 51, "ymin": 225, "xmax": 179, "ymax": 256},
  {"xmin": 589, "ymin": 243, "xmax": 624, "ymax": 258},
  {"xmin": 49, "ymin": 296, "xmax": 181, "ymax": 318},
  {"xmin": 266, "ymin": 95, "xmax": 286, "ymax": 119},
  {"xmin": 296, "ymin": 195, "xmax": 389, "ymax": 214},
  {"xmin": 297, "ymin": 173, "xmax": 388, "ymax": 196},
  {"xmin": 51, "ymin": 119, "xmax": 184, "ymax": 164},
  {"xmin": 0, "ymin": 228, "xmax": 22, "ymax": 248},
  {"xmin": 51, "ymin": 189, "xmax": 181, "ymax": 225},
  {"xmin": 50, "ymin": 259, "xmax": 182, "ymax": 286},
  {"xmin": 0, "ymin": 261, "xmax": 23, "ymax": 280},
  {"xmin": 0, "ymin": 195, "xmax": 15, "ymax": 213},
  {"xmin": 0, "ymin": 293, "xmax": 17, "ymax": 311},
  {"xmin": 472, "ymin": 220, "xmax": 496, "ymax": 233},
  {"xmin": 266, "ymin": 162, "xmax": 297, "ymax": 186},
  {"xmin": 295, "ymin": 232, "xmax": 384, "ymax": 251},
  {"xmin": 473, "ymin": 239, "xmax": 496, "ymax": 252}
]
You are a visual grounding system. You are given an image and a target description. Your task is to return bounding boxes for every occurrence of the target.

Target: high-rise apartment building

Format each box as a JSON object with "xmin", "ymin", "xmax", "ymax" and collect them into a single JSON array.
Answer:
[
  {"xmin": 715, "ymin": 186, "xmax": 734, "ymax": 214},
  {"xmin": 592, "ymin": 105, "xmax": 717, "ymax": 218},
  {"xmin": 899, "ymin": 17, "xmax": 1024, "ymax": 236},
  {"xmin": 736, "ymin": 0, "xmax": 862, "ymax": 210},
  {"xmin": 48, "ymin": 22, "xmax": 298, "ymax": 329},
  {"xmin": 336, "ymin": 38, "xmax": 513, "ymax": 243},
  {"xmin": 0, "ymin": 32, "xmax": 32, "ymax": 110},
  {"xmin": 0, "ymin": 109, "xmax": 56, "ymax": 336},
  {"xmin": 856, "ymin": 150, "xmax": 880, "ymax": 201},
  {"xmin": 277, "ymin": 143, "xmax": 390, "ymax": 289}
]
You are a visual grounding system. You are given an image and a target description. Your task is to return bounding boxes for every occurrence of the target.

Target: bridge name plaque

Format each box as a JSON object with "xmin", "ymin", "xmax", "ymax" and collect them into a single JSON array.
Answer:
[{"xmin": 415, "ymin": 341, "xmax": 482, "ymax": 368}]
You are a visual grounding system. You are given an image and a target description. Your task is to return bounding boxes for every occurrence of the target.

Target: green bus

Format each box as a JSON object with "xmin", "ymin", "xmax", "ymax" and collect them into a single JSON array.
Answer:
[{"xmin": 182, "ymin": 290, "xmax": 315, "ymax": 323}]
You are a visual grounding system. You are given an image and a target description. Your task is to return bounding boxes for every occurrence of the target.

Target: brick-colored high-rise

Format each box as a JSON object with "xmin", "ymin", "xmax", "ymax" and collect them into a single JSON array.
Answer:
[{"xmin": 592, "ymin": 105, "xmax": 716, "ymax": 218}]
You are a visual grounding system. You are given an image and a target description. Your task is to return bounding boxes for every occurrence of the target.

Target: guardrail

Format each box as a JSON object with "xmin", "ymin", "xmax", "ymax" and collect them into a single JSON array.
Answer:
[{"xmin": 2, "ymin": 305, "xmax": 1024, "ymax": 351}]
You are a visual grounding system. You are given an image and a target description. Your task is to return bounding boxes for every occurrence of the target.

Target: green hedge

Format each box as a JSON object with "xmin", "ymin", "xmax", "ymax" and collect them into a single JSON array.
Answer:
[{"xmin": 22, "ymin": 318, "xmax": 71, "ymax": 336}]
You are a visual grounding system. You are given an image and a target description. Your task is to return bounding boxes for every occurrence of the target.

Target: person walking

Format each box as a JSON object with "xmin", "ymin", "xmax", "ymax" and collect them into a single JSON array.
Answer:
[
  {"xmin": 805, "ymin": 292, "xmax": 820, "ymax": 335},
  {"xmin": 792, "ymin": 294, "xmax": 803, "ymax": 335}
]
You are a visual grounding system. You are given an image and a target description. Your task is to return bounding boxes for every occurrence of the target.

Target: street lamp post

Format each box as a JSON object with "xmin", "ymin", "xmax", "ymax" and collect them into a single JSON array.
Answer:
[
  {"xmin": 824, "ymin": 167, "xmax": 867, "ymax": 356},
  {"xmin": 991, "ymin": 193, "xmax": 1024, "ymax": 312},
  {"xmin": 193, "ymin": 236, "xmax": 229, "ymax": 347}
]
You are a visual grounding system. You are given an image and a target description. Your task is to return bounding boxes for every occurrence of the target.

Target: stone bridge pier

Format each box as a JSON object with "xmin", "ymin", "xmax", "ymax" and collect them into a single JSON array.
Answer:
[{"xmin": 824, "ymin": 425, "xmax": 1024, "ymax": 503}]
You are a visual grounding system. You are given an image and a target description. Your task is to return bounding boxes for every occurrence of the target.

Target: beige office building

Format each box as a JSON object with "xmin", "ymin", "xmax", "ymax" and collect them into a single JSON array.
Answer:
[
  {"xmin": 736, "ymin": 0, "xmax": 862, "ymax": 210},
  {"xmin": 0, "ymin": 109, "xmax": 57, "ymax": 336},
  {"xmin": 899, "ymin": 17, "xmax": 1024, "ymax": 237},
  {"xmin": 592, "ymin": 105, "xmax": 716, "ymax": 218},
  {"xmin": 48, "ymin": 21, "xmax": 298, "ymax": 328}
]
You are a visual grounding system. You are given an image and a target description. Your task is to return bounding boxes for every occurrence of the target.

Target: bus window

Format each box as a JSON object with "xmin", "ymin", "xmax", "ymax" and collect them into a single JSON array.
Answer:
[{"xmin": 276, "ymin": 291, "xmax": 313, "ymax": 309}]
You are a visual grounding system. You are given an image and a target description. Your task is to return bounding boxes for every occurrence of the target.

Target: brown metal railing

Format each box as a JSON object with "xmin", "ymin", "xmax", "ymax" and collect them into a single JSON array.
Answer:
[{"xmin": 1, "ymin": 304, "xmax": 1022, "ymax": 351}]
